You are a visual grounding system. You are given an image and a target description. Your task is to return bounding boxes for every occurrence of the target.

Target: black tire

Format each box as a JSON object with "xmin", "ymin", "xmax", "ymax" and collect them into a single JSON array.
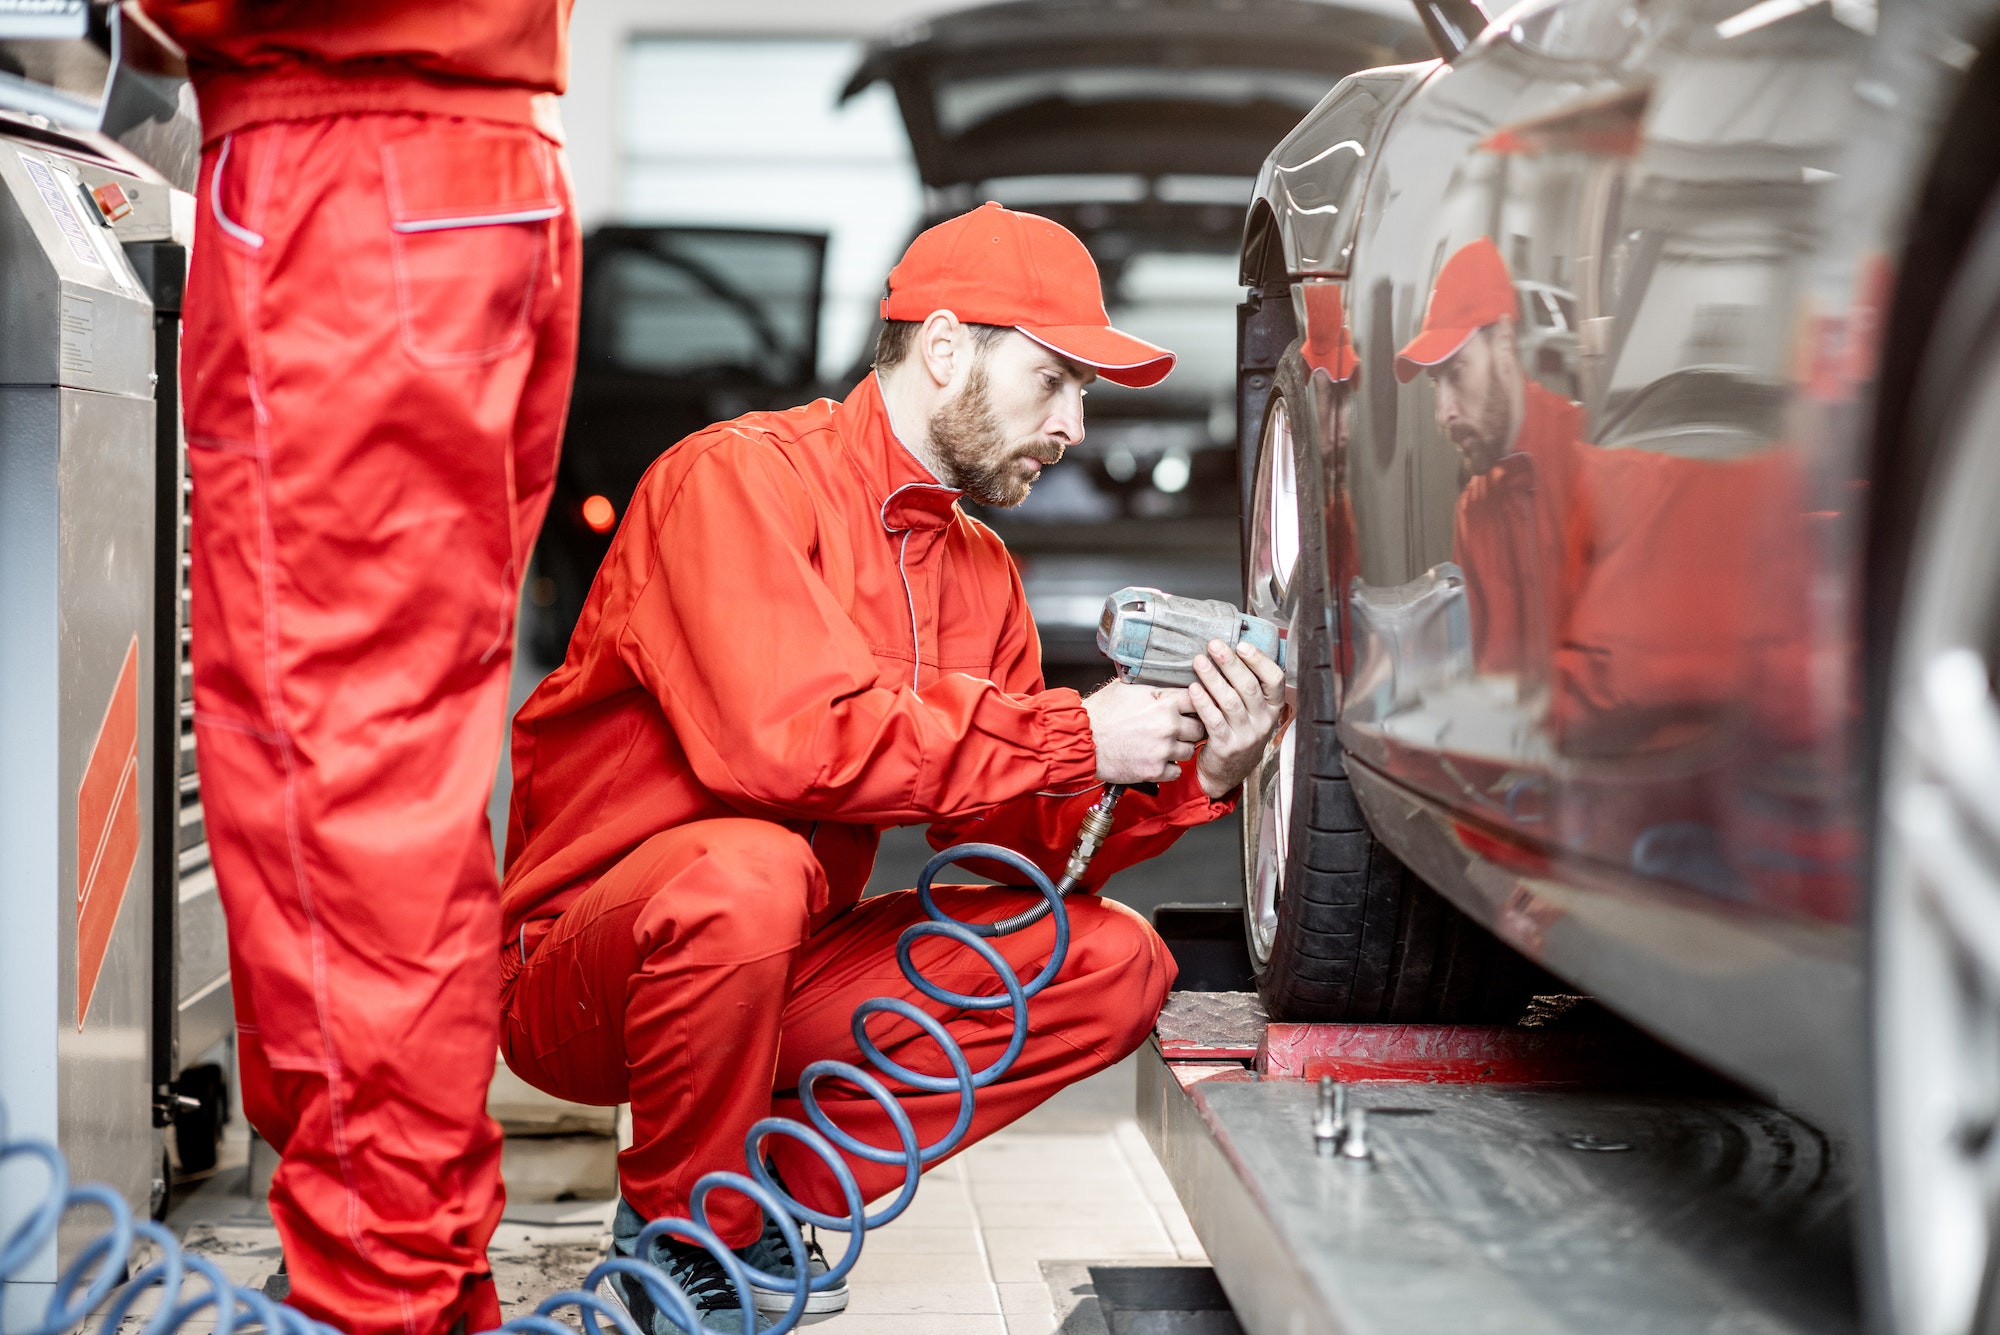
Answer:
[
  {"xmin": 171, "ymin": 1062, "xmax": 227, "ymax": 1176},
  {"xmin": 1245, "ymin": 342, "xmax": 1553, "ymax": 1022}
]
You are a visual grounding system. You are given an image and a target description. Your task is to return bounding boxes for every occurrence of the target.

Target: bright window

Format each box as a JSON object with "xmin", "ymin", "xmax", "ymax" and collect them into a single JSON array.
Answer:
[{"xmin": 622, "ymin": 38, "xmax": 923, "ymax": 379}]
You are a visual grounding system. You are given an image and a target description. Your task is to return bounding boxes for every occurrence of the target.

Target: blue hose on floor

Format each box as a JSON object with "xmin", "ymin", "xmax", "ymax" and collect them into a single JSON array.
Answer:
[{"xmin": 0, "ymin": 843, "xmax": 1070, "ymax": 1335}]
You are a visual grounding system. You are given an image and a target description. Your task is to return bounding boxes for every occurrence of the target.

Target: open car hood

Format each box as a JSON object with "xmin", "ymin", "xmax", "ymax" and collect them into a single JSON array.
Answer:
[{"xmin": 842, "ymin": 0, "xmax": 1429, "ymax": 191}]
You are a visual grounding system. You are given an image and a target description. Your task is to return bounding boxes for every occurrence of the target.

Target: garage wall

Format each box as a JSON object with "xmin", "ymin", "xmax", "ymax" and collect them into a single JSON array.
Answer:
[{"xmin": 562, "ymin": 0, "xmax": 955, "ymax": 230}]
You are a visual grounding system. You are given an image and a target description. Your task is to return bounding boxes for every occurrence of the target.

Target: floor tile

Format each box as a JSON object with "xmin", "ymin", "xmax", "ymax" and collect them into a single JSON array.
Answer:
[{"xmin": 842, "ymin": 1281, "xmax": 1004, "ymax": 1315}]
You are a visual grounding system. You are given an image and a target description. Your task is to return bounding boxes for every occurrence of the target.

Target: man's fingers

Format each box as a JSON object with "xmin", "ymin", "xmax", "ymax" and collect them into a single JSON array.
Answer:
[
  {"xmin": 1161, "ymin": 762, "xmax": 1183, "ymax": 782},
  {"xmin": 1197, "ymin": 647, "xmax": 1251, "ymax": 717},
  {"xmin": 1239, "ymin": 643, "xmax": 1287, "ymax": 698},
  {"xmin": 1175, "ymin": 712, "xmax": 1207, "ymax": 744},
  {"xmin": 1171, "ymin": 741, "xmax": 1197, "ymax": 763},
  {"xmin": 1208, "ymin": 641, "xmax": 1264, "ymax": 705}
]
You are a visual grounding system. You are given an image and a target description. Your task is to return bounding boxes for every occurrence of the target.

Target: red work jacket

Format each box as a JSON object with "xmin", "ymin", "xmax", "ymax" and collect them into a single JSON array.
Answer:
[
  {"xmin": 501, "ymin": 376, "xmax": 1231, "ymax": 948},
  {"xmin": 138, "ymin": 0, "xmax": 573, "ymax": 142},
  {"xmin": 1452, "ymin": 381, "xmax": 1586, "ymax": 691}
]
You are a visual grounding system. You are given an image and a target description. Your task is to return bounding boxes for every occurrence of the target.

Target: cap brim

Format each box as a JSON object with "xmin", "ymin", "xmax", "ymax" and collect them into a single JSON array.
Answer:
[
  {"xmin": 1393, "ymin": 326, "xmax": 1479, "ymax": 383},
  {"xmin": 1019, "ymin": 325, "xmax": 1176, "ymax": 388}
]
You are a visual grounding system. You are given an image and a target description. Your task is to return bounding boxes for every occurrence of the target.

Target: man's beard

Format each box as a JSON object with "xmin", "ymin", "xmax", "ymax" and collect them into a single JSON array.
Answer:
[
  {"xmin": 1447, "ymin": 371, "xmax": 1512, "ymax": 477},
  {"xmin": 927, "ymin": 363, "xmax": 1064, "ymax": 508}
]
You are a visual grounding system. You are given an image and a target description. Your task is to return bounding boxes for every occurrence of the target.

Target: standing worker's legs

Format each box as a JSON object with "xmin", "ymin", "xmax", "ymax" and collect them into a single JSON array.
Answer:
[
  {"xmin": 500, "ymin": 826, "xmax": 1175, "ymax": 1241},
  {"xmin": 185, "ymin": 113, "xmax": 579, "ymax": 1335}
]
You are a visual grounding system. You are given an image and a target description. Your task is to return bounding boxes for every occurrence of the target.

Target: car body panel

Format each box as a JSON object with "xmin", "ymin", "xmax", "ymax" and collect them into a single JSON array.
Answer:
[{"xmin": 1248, "ymin": 0, "xmax": 2000, "ymax": 1122}]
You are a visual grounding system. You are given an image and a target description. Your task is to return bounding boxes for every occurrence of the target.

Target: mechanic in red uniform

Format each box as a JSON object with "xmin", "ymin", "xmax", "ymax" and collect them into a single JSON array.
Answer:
[
  {"xmin": 137, "ymin": 5, "xmax": 579, "ymax": 1333},
  {"xmin": 1396, "ymin": 237, "xmax": 1586, "ymax": 697},
  {"xmin": 497, "ymin": 204, "xmax": 1287, "ymax": 1333}
]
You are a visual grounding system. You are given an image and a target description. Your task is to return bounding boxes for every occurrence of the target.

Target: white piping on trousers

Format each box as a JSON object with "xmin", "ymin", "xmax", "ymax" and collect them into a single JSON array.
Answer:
[{"xmin": 208, "ymin": 136, "xmax": 265, "ymax": 249}]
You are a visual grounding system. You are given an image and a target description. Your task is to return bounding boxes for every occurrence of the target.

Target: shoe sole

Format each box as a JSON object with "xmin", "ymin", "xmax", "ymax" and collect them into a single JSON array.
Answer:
[
  {"xmin": 602, "ymin": 1271, "xmax": 774, "ymax": 1333},
  {"xmin": 597, "ymin": 1279, "xmax": 645, "ymax": 1333},
  {"xmin": 750, "ymin": 1281, "xmax": 849, "ymax": 1318}
]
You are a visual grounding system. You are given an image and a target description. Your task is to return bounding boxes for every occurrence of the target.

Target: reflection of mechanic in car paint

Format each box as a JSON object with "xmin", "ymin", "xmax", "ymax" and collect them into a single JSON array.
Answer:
[
  {"xmin": 1396, "ymin": 238, "xmax": 1586, "ymax": 697},
  {"xmin": 1393, "ymin": 244, "xmax": 1835, "ymax": 911}
]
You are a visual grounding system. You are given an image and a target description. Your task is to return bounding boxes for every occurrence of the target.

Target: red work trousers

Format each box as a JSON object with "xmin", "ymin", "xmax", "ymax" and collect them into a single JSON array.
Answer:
[
  {"xmin": 184, "ymin": 112, "xmax": 579, "ymax": 1335},
  {"xmin": 498, "ymin": 820, "xmax": 1176, "ymax": 1244}
]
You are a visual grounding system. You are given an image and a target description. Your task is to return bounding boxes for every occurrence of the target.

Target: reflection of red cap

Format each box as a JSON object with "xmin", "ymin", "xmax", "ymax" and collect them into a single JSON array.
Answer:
[
  {"xmin": 1395, "ymin": 237, "xmax": 1517, "ymax": 383},
  {"xmin": 882, "ymin": 203, "xmax": 1176, "ymax": 388},
  {"xmin": 1300, "ymin": 283, "xmax": 1360, "ymax": 383}
]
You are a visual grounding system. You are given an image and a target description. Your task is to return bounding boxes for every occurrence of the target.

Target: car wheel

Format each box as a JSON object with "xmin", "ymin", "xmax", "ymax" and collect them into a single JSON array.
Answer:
[
  {"xmin": 1242, "ymin": 343, "xmax": 1550, "ymax": 1022},
  {"xmin": 1873, "ymin": 212, "xmax": 2000, "ymax": 1335}
]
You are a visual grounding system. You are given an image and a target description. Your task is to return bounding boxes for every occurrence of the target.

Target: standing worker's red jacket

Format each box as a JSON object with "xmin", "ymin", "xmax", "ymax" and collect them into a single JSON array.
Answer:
[
  {"xmin": 502, "ymin": 376, "xmax": 1231, "ymax": 950},
  {"xmin": 137, "ymin": 0, "xmax": 573, "ymax": 141}
]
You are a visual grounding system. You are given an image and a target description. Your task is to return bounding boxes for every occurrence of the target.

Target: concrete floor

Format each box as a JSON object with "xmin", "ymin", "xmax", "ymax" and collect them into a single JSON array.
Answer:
[{"xmin": 160, "ymin": 1053, "xmax": 1209, "ymax": 1334}]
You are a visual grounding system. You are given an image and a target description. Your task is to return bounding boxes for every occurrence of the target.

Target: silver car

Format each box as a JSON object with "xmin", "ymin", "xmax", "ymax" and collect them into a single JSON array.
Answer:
[{"xmin": 1233, "ymin": 0, "xmax": 2000, "ymax": 1329}]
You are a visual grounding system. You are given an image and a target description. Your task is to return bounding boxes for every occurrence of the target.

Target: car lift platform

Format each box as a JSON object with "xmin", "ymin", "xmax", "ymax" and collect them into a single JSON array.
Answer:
[{"xmin": 1135, "ymin": 992, "xmax": 1858, "ymax": 1335}]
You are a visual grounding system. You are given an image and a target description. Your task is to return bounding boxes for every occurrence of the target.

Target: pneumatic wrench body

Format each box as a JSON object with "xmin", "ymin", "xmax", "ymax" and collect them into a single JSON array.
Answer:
[{"xmin": 973, "ymin": 587, "xmax": 1289, "ymax": 937}]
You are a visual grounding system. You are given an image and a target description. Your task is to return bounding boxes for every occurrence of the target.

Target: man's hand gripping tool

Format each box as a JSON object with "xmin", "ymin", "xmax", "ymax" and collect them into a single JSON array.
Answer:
[{"xmin": 982, "ymin": 587, "xmax": 1288, "ymax": 934}]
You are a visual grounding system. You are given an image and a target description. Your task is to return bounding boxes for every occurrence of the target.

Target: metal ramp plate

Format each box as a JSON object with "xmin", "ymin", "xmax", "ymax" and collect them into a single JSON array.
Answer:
[{"xmin": 1138, "ymin": 1027, "xmax": 1857, "ymax": 1335}]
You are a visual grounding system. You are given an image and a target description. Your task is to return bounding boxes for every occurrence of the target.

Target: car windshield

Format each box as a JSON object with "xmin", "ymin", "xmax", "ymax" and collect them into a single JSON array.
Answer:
[{"xmin": 585, "ymin": 230, "xmax": 825, "ymax": 385}]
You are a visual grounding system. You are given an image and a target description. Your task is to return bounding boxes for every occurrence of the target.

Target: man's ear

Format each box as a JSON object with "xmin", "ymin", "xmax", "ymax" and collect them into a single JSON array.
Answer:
[{"xmin": 917, "ymin": 310, "xmax": 964, "ymax": 389}]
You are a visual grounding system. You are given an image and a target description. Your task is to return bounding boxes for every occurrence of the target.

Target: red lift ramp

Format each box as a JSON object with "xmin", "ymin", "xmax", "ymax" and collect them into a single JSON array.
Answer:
[{"xmin": 1137, "ymin": 992, "xmax": 1857, "ymax": 1335}]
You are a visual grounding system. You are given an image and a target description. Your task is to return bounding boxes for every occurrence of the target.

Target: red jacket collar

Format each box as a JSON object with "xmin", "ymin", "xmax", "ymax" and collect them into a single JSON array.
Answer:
[{"xmin": 835, "ymin": 374, "xmax": 965, "ymax": 534}]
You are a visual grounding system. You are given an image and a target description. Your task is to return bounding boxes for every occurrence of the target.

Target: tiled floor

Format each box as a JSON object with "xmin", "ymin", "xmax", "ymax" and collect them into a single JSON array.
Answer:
[{"xmin": 157, "ymin": 1054, "xmax": 1205, "ymax": 1334}]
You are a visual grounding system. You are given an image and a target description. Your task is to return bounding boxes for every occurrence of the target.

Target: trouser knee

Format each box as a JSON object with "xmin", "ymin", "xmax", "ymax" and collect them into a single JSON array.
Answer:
[
  {"xmin": 1066, "ymin": 895, "xmax": 1176, "ymax": 1057},
  {"xmin": 633, "ymin": 818, "xmax": 823, "ymax": 965}
]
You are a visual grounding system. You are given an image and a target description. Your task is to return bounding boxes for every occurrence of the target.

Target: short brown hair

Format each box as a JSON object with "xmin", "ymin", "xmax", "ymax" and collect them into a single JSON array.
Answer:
[{"xmin": 873, "ymin": 319, "xmax": 1012, "ymax": 371}]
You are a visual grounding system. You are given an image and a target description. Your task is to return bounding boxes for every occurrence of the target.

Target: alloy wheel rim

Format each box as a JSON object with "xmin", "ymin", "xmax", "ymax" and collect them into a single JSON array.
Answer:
[
  {"xmin": 1879, "ymin": 333, "xmax": 2000, "ymax": 1335},
  {"xmin": 1244, "ymin": 393, "xmax": 1302, "ymax": 971}
]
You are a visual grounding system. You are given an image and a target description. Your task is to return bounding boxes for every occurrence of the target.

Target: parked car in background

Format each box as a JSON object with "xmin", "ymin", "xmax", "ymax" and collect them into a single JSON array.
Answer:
[
  {"xmin": 1234, "ymin": 0, "xmax": 2000, "ymax": 1327},
  {"xmin": 841, "ymin": 0, "xmax": 1427, "ymax": 684},
  {"xmin": 525, "ymin": 226, "xmax": 827, "ymax": 662}
]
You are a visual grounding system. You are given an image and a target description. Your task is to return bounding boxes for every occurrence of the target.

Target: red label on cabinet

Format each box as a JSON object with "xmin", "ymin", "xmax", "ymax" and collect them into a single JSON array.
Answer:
[{"xmin": 77, "ymin": 636, "xmax": 141, "ymax": 1030}]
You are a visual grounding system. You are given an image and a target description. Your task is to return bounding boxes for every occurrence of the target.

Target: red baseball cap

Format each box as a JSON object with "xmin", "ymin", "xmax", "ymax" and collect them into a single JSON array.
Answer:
[
  {"xmin": 882, "ymin": 202, "xmax": 1176, "ymax": 389},
  {"xmin": 1394, "ymin": 237, "xmax": 1518, "ymax": 383}
]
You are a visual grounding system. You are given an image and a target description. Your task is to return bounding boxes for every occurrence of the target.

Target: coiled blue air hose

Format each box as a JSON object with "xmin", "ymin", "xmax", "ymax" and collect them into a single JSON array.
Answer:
[{"xmin": 0, "ymin": 841, "xmax": 1073, "ymax": 1335}]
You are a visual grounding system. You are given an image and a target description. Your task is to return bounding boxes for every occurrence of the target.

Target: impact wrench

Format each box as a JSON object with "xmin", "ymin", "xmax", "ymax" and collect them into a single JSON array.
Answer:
[
  {"xmin": 979, "ymin": 587, "xmax": 1289, "ymax": 937},
  {"xmin": 0, "ymin": 587, "xmax": 1285, "ymax": 1335}
]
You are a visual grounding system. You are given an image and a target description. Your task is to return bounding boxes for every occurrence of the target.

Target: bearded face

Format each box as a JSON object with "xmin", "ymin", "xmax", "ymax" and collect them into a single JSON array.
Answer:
[
  {"xmin": 926, "ymin": 360, "xmax": 1067, "ymax": 508},
  {"xmin": 1431, "ymin": 322, "xmax": 1523, "ymax": 478}
]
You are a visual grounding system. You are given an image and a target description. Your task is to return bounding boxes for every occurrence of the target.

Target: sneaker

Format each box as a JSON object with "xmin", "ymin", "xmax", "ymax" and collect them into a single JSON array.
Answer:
[
  {"xmin": 736, "ymin": 1212, "xmax": 849, "ymax": 1319},
  {"xmin": 601, "ymin": 1199, "xmax": 772, "ymax": 1334}
]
